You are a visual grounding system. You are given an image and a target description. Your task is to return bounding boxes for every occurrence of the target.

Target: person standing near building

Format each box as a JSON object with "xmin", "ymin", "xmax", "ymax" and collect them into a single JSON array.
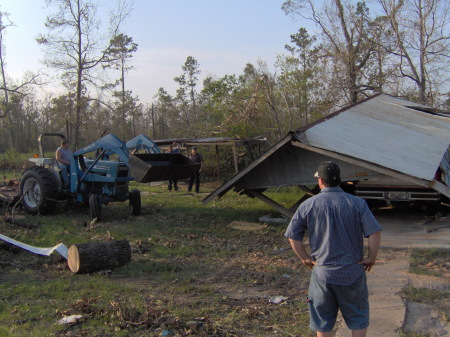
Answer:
[
  {"xmin": 285, "ymin": 161, "xmax": 382, "ymax": 337},
  {"xmin": 55, "ymin": 138, "xmax": 72, "ymax": 188},
  {"xmin": 188, "ymin": 146, "xmax": 203, "ymax": 193},
  {"xmin": 167, "ymin": 143, "xmax": 180, "ymax": 191}
]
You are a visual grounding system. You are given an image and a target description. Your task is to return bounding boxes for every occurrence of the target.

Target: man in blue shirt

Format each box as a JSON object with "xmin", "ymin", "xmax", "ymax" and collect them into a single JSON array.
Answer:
[{"xmin": 285, "ymin": 161, "xmax": 382, "ymax": 337}]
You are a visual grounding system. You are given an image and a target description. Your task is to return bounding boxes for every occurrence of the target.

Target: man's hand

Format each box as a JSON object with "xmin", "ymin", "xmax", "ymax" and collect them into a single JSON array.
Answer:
[
  {"xmin": 360, "ymin": 230, "xmax": 381, "ymax": 272},
  {"xmin": 289, "ymin": 238, "xmax": 316, "ymax": 269},
  {"xmin": 302, "ymin": 258, "xmax": 316, "ymax": 269},
  {"xmin": 359, "ymin": 257, "xmax": 375, "ymax": 272}
]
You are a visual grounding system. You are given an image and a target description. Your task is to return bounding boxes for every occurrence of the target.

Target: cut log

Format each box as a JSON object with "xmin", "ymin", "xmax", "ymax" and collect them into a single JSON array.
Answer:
[{"xmin": 67, "ymin": 240, "xmax": 131, "ymax": 273}]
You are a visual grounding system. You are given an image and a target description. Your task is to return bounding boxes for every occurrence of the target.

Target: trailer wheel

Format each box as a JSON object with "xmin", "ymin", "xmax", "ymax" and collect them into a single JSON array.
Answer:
[
  {"xmin": 129, "ymin": 189, "xmax": 141, "ymax": 216},
  {"xmin": 20, "ymin": 166, "xmax": 58, "ymax": 215},
  {"xmin": 89, "ymin": 194, "xmax": 102, "ymax": 222}
]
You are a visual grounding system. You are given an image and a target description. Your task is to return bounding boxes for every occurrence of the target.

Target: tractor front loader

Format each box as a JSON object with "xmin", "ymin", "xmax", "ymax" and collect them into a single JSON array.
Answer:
[{"xmin": 20, "ymin": 133, "xmax": 200, "ymax": 221}]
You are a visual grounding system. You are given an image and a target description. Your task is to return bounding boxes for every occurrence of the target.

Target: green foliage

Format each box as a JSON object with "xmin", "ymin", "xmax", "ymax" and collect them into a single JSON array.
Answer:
[{"xmin": 0, "ymin": 149, "xmax": 33, "ymax": 172}]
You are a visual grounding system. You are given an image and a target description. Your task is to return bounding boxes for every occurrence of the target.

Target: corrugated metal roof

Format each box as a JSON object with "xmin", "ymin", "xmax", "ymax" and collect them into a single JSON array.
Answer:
[{"xmin": 300, "ymin": 94, "xmax": 450, "ymax": 181}]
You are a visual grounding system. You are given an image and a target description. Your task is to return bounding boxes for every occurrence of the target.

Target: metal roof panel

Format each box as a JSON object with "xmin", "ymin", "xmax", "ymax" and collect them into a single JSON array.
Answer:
[{"xmin": 303, "ymin": 95, "xmax": 450, "ymax": 181}]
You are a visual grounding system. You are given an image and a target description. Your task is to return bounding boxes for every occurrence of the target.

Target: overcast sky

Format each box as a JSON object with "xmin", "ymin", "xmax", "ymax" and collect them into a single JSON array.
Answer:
[{"xmin": 1, "ymin": 1, "xmax": 306, "ymax": 105}]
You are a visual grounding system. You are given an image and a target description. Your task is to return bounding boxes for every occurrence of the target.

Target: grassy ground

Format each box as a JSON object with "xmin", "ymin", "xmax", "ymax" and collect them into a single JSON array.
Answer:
[
  {"xmin": 1, "ymin": 180, "xmax": 449, "ymax": 336},
  {"xmin": 0, "ymin": 182, "xmax": 315, "ymax": 337}
]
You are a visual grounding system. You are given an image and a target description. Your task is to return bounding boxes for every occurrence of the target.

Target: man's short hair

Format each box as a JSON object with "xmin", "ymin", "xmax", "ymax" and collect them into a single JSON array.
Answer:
[
  {"xmin": 61, "ymin": 138, "xmax": 71, "ymax": 145},
  {"xmin": 314, "ymin": 161, "xmax": 341, "ymax": 187}
]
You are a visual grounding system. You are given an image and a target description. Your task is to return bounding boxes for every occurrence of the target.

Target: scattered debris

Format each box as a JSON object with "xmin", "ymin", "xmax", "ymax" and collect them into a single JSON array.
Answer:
[
  {"xmin": 57, "ymin": 314, "xmax": 86, "ymax": 325},
  {"xmin": 426, "ymin": 224, "xmax": 450, "ymax": 233},
  {"xmin": 0, "ymin": 180, "xmax": 20, "ymax": 205},
  {"xmin": 419, "ymin": 213, "xmax": 450, "ymax": 233},
  {"xmin": 269, "ymin": 247, "xmax": 291, "ymax": 255},
  {"xmin": 268, "ymin": 296, "xmax": 289, "ymax": 304},
  {"xmin": 0, "ymin": 233, "xmax": 68, "ymax": 259},
  {"xmin": 84, "ymin": 217, "xmax": 98, "ymax": 231},
  {"xmin": 227, "ymin": 221, "xmax": 267, "ymax": 231},
  {"xmin": 258, "ymin": 214, "xmax": 290, "ymax": 225}
]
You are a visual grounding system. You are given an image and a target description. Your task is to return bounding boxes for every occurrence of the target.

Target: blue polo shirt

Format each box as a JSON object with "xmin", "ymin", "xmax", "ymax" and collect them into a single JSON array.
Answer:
[{"xmin": 285, "ymin": 187, "xmax": 382, "ymax": 285}]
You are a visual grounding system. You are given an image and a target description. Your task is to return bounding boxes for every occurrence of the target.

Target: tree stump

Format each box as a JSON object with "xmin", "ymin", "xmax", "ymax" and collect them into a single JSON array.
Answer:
[{"xmin": 67, "ymin": 240, "xmax": 131, "ymax": 273}]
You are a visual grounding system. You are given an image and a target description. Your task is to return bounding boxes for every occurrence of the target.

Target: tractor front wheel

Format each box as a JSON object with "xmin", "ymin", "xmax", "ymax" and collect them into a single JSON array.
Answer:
[
  {"xmin": 129, "ymin": 189, "xmax": 141, "ymax": 216},
  {"xmin": 20, "ymin": 166, "xmax": 58, "ymax": 215}
]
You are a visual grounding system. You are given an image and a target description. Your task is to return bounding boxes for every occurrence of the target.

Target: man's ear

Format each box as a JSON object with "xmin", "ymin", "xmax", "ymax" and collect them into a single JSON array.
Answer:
[{"xmin": 318, "ymin": 177, "xmax": 325, "ymax": 189}]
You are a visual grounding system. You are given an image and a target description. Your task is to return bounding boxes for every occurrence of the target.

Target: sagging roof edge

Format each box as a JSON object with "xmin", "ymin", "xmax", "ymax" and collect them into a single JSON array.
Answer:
[
  {"xmin": 202, "ymin": 132, "xmax": 295, "ymax": 204},
  {"xmin": 290, "ymin": 136, "xmax": 449, "ymax": 197}
]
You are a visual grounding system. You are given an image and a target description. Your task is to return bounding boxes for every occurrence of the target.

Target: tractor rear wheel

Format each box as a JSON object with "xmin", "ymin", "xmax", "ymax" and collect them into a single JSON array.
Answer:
[
  {"xmin": 89, "ymin": 194, "xmax": 102, "ymax": 222},
  {"xmin": 20, "ymin": 166, "xmax": 59, "ymax": 215},
  {"xmin": 129, "ymin": 189, "xmax": 141, "ymax": 216}
]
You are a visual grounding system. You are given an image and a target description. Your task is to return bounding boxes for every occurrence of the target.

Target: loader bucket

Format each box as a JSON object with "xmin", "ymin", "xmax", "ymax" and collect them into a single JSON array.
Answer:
[{"xmin": 128, "ymin": 153, "xmax": 201, "ymax": 183}]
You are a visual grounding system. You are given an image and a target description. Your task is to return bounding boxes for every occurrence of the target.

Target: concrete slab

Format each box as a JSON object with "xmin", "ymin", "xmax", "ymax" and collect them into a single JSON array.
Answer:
[
  {"xmin": 374, "ymin": 208, "xmax": 450, "ymax": 249},
  {"xmin": 403, "ymin": 302, "xmax": 450, "ymax": 336}
]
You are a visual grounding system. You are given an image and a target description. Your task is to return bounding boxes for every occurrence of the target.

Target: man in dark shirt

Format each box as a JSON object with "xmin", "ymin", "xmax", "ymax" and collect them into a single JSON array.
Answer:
[
  {"xmin": 188, "ymin": 147, "xmax": 203, "ymax": 193},
  {"xmin": 285, "ymin": 161, "xmax": 382, "ymax": 337}
]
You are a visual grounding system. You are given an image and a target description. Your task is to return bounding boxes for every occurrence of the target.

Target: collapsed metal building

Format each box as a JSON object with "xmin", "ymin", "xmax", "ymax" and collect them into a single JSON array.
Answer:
[{"xmin": 203, "ymin": 94, "xmax": 450, "ymax": 218}]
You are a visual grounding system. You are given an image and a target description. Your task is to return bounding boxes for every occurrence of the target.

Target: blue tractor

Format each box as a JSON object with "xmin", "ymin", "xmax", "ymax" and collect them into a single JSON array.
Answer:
[{"xmin": 20, "ymin": 133, "xmax": 199, "ymax": 221}]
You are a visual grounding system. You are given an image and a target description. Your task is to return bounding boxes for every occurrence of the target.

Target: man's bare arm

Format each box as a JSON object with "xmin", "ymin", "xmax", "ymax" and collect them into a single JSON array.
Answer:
[
  {"xmin": 288, "ymin": 238, "xmax": 316, "ymax": 269},
  {"xmin": 55, "ymin": 149, "xmax": 70, "ymax": 165},
  {"xmin": 359, "ymin": 230, "xmax": 381, "ymax": 272}
]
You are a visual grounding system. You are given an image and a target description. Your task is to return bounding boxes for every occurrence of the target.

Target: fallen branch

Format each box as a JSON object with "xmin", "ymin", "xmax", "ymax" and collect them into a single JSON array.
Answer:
[
  {"xmin": 426, "ymin": 224, "xmax": 450, "ymax": 233},
  {"xmin": 3, "ymin": 216, "xmax": 38, "ymax": 229}
]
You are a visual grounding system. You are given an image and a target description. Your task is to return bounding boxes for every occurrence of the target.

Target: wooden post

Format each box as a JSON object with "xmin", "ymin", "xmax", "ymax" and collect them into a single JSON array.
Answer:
[
  {"xmin": 232, "ymin": 144, "xmax": 238, "ymax": 174},
  {"xmin": 67, "ymin": 240, "xmax": 131, "ymax": 273},
  {"xmin": 245, "ymin": 189, "xmax": 294, "ymax": 219},
  {"xmin": 215, "ymin": 145, "xmax": 221, "ymax": 182}
]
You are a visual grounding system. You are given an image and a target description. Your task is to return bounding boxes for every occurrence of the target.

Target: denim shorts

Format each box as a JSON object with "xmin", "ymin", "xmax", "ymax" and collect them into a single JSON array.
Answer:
[{"xmin": 308, "ymin": 270, "xmax": 369, "ymax": 332}]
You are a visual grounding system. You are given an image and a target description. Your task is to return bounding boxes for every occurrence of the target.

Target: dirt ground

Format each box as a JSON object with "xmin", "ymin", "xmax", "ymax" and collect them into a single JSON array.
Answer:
[{"xmin": 335, "ymin": 208, "xmax": 450, "ymax": 337}]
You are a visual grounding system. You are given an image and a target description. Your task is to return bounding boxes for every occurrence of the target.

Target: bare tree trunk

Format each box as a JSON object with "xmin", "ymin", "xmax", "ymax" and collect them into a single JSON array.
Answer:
[
  {"xmin": 378, "ymin": 0, "xmax": 450, "ymax": 105},
  {"xmin": 0, "ymin": 26, "xmax": 13, "ymax": 147}
]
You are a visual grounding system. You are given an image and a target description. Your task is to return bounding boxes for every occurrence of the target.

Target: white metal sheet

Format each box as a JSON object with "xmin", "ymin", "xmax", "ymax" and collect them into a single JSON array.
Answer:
[{"xmin": 304, "ymin": 95, "xmax": 450, "ymax": 181}]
